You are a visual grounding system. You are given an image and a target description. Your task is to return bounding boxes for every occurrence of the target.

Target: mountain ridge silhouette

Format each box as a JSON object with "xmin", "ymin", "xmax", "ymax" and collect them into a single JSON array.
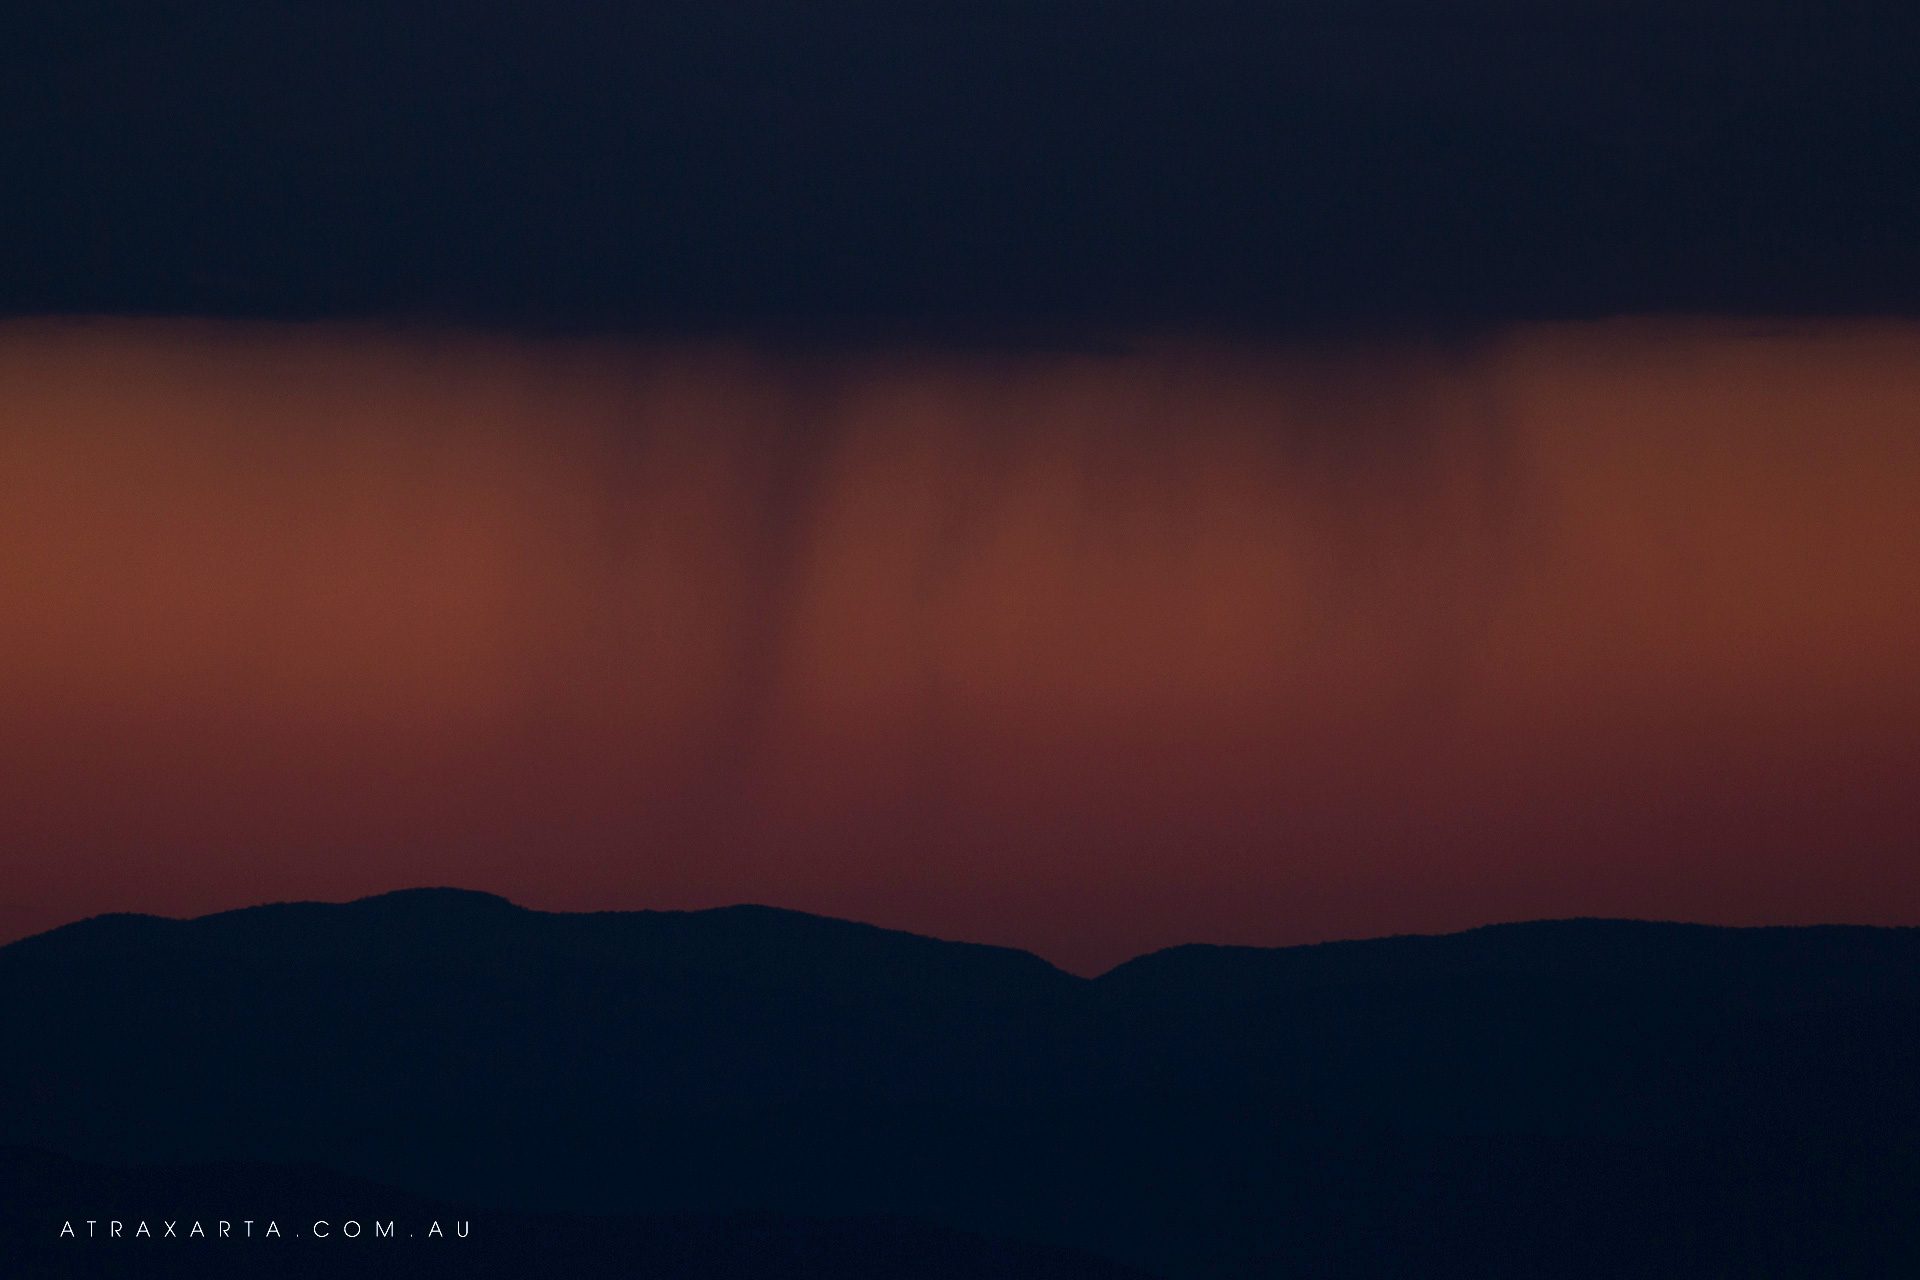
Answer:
[{"xmin": 7, "ymin": 889, "xmax": 1919, "ymax": 1277}]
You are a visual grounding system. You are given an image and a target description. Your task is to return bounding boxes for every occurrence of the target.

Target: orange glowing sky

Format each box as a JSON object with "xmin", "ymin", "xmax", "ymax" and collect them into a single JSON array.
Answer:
[{"xmin": 2, "ymin": 317, "xmax": 1917, "ymax": 974}]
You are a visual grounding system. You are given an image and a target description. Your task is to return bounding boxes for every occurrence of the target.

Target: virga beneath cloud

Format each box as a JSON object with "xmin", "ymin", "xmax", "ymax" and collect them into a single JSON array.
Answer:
[{"xmin": 2, "ymin": 318, "xmax": 1916, "ymax": 973}]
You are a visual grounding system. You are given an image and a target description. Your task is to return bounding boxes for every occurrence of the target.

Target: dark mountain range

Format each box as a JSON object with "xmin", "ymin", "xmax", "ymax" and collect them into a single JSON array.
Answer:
[{"xmin": 6, "ymin": 889, "xmax": 1920, "ymax": 1277}]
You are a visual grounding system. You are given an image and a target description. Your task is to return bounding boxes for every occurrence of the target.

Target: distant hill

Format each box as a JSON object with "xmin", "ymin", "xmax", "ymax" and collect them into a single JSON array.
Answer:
[{"xmin": 5, "ymin": 890, "xmax": 1920, "ymax": 1277}]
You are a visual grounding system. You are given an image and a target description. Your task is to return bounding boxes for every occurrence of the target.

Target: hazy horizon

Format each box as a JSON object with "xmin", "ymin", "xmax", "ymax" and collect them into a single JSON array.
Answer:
[{"xmin": 4, "ymin": 316, "xmax": 1917, "ymax": 975}]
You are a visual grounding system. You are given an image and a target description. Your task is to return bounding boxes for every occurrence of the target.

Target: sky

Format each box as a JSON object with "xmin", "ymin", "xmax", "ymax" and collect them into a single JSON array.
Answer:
[
  {"xmin": 6, "ymin": 2, "xmax": 1920, "ymax": 326},
  {"xmin": 4, "ymin": 3, "xmax": 1919, "ymax": 972},
  {"xmin": 2, "ymin": 317, "xmax": 1916, "ymax": 974}
]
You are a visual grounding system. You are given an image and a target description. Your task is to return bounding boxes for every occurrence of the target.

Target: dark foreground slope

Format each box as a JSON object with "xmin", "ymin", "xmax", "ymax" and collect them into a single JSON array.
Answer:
[
  {"xmin": 0, "ymin": 1146, "xmax": 1150, "ymax": 1280},
  {"xmin": 6, "ymin": 890, "xmax": 1920, "ymax": 1278}
]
